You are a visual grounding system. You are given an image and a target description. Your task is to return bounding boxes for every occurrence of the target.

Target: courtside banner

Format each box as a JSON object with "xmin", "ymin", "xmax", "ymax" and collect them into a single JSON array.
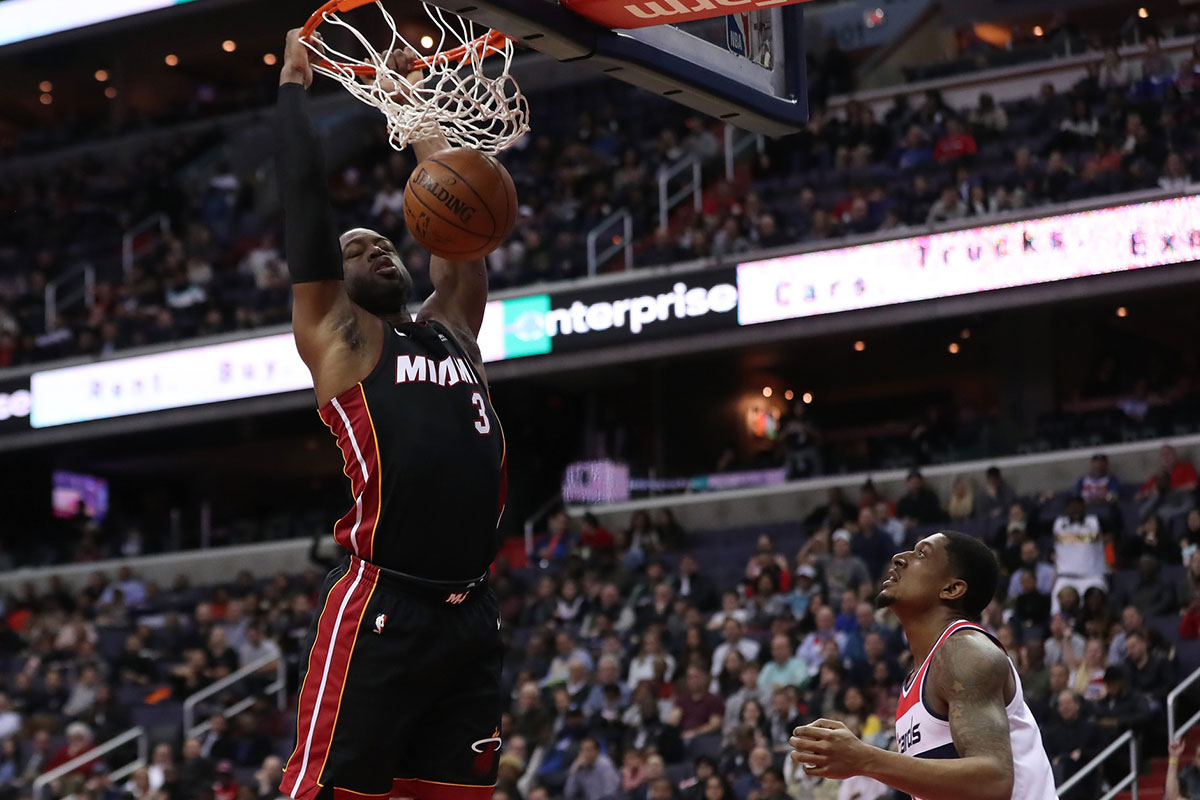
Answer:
[
  {"xmin": 736, "ymin": 192, "xmax": 1200, "ymax": 326},
  {"xmin": 477, "ymin": 268, "xmax": 739, "ymax": 362},
  {"xmin": 30, "ymin": 334, "xmax": 311, "ymax": 429}
]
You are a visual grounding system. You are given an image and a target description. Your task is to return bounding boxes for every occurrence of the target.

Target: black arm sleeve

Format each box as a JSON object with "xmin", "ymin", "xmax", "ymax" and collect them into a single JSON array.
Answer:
[{"xmin": 276, "ymin": 82, "xmax": 343, "ymax": 284}]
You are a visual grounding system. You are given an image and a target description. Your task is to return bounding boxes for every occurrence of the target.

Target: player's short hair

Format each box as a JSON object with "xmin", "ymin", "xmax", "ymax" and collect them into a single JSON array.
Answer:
[{"xmin": 940, "ymin": 530, "xmax": 998, "ymax": 619}]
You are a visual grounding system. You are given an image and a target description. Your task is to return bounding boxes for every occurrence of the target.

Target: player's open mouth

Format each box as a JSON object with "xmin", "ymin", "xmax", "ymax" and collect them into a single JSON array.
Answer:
[
  {"xmin": 883, "ymin": 570, "xmax": 900, "ymax": 585},
  {"xmin": 373, "ymin": 258, "xmax": 398, "ymax": 276}
]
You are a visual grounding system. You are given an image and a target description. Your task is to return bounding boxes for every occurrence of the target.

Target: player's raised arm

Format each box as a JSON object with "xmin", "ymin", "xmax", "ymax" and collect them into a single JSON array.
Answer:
[
  {"xmin": 276, "ymin": 29, "xmax": 362, "ymax": 370},
  {"xmin": 393, "ymin": 51, "xmax": 489, "ymax": 347}
]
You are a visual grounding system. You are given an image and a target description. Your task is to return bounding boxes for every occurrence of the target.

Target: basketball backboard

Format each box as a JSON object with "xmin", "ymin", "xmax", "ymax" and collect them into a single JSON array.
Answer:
[{"xmin": 420, "ymin": 0, "xmax": 808, "ymax": 135}]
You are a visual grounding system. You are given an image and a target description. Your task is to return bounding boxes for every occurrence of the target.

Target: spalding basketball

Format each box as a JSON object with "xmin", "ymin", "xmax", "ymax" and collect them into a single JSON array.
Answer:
[{"xmin": 403, "ymin": 147, "xmax": 518, "ymax": 261}]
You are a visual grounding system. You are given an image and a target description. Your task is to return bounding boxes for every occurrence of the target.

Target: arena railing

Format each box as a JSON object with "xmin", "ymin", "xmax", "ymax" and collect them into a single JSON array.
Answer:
[
  {"xmin": 585, "ymin": 209, "xmax": 633, "ymax": 275},
  {"xmin": 32, "ymin": 726, "xmax": 147, "ymax": 800},
  {"xmin": 1054, "ymin": 728, "xmax": 1138, "ymax": 800},
  {"xmin": 656, "ymin": 155, "xmax": 703, "ymax": 231},
  {"xmin": 723, "ymin": 124, "xmax": 762, "ymax": 183},
  {"xmin": 182, "ymin": 652, "xmax": 287, "ymax": 738},
  {"xmin": 121, "ymin": 213, "xmax": 171, "ymax": 278},
  {"xmin": 1168, "ymin": 664, "xmax": 1200, "ymax": 743}
]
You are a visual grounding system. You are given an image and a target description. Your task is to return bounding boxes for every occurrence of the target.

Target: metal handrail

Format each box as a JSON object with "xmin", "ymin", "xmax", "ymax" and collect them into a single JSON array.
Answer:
[
  {"xmin": 44, "ymin": 264, "xmax": 96, "ymax": 331},
  {"xmin": 32, "ymin": 726, "xmax": 146, "ymax": 800},
  {"xmin": 585, "ymin": 209, "xmax": 633, "ymax": 276},
  {"xmin": 524, "ymin": 493, "xmax": 563, "ymax": 559},
  {"xmin": 121, "ymin": 213, "xmax": 170, "ymax": 277},
  {"xmin": 656, "ymin": 156, "xmax": 702, "ymax": 230},
  {"xmin": 182, "ymin": 652, "xmax": 286, "ymax": 736},
  {"xmin": 1055, "ymin": 728, "xmax": 1137, "ymax": 800},
  {"xmin": 723, "ymin": 124, "xmax": 763, "ymax": 182},
  {"xmin": 1168, "ymin": 664, "xmax": 1200, "ymax": 742}
]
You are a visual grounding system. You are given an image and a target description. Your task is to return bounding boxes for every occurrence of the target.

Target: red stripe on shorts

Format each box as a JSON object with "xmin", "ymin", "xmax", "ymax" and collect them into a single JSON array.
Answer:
[{"xmin": 281, "ymin": 560, "xmax": 377, "ymax": 800}]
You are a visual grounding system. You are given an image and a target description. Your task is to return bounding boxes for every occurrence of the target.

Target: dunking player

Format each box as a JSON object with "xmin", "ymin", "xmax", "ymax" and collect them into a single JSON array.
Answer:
[
  {"xmin": 275, "ymin": 29, "xmax": 506, "ymax": 800},
  {"xmin": 789, "ymin": 532, "xmax": 1058, "ymax": 800}
]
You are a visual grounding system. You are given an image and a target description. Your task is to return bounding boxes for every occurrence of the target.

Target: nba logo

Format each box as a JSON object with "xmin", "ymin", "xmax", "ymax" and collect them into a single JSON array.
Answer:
[{"xmin": 373, "ymin": 613, "xmax": 387, "ymax": 634}]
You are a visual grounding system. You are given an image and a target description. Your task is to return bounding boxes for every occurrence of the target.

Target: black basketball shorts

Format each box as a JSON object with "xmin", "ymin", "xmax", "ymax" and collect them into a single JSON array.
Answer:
[{"xmin": 280, "ymin": 555, "xmax": 504, "ymax": 800}]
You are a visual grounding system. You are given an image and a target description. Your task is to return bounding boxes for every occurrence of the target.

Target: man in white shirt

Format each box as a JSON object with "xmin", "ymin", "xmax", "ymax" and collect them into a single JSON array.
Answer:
[
  {"xmin": 1051, "ymin": 496, "xmax": 1107, "ymax": 614},
  {"xmin": 796, "ymin": 606, "xmax": 848, "ymax": 676},
  {"xmin": 711, "ymin": 618, "xmax": 761, "ymax": 677},
  {"xmin": 237, "ymin": 625, "xmax": 283, "ymax": 672}
]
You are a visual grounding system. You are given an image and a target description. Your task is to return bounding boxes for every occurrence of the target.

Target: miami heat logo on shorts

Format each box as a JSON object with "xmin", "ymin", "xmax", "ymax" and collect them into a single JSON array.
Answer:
[{"xmin": 471, "ymin": 732, "xmax": 502, "ymax": 775}]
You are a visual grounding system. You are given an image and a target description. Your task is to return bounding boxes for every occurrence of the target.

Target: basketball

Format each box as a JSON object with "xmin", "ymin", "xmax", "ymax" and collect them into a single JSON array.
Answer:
[{"xmin": 403, "ymin": 147, "xmax": 518, "ymax": 261}]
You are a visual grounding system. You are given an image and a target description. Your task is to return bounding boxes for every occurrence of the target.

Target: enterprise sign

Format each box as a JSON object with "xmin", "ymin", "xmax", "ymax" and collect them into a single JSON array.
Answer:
[
  {"xmin": 478, "ymin": 270, "xmax": 739, "ymax": 362},
  {"xmin": 18, "ymin": 193, "xmax": 1200, "ymax": 430},
  {"xmin": 736, "ymin": 192, "xmax": 1200, "ymax": 325}
]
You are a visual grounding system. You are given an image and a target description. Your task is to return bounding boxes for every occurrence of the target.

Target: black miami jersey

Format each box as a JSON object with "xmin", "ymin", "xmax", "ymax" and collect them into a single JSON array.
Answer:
[{"xmin": 317, "ymin": 319, "xmax": 506, "ymax": 581}]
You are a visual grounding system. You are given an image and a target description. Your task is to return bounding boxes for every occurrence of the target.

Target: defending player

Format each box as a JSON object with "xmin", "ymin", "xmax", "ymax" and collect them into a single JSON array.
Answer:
[
  {"xmin": 789, "ymin": 531, "xmax": 1058, "ymax": 800},
  {"xmin": 275, "ymin": 28, "xmax": 507, "ymax": 800}
]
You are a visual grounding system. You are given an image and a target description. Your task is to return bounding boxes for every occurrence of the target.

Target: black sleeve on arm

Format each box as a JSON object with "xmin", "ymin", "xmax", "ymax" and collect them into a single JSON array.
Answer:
[{"xmin": 276, "ymin": 82, "xmax": 343, "ymax": 284}]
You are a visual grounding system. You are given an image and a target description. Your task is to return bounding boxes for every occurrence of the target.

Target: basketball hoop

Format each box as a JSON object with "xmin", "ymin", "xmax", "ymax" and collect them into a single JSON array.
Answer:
[{"xmin": 300, "ymin": 0, "xmax": 530, "ymax": 154}]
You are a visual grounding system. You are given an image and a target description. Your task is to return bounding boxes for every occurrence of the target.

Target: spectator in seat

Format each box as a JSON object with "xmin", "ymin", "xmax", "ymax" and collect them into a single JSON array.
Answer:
[
  {"xmin": 1099, "ymin": 46, "xmax": 1132, "ymax": 89},
  {"xmin": 1181, "ymin": 511, "xmax": 1200, "ymax": 567},
  {"xmin": 723, "ymin": 663, "xmax": 765, "ymax": 736},
  {"xmin": 711, "ymin": 618, "xmax": 760, "ymax": 678},
  {"xmin": 1042, "ymin": 690, "xmax": 1103, "ymax": 798},
  {"xmin": 896, "ymin": 470, "xmax": 946, "ymax": 527},
  {"xmin": 577, "ymin": 513, "xmax": 613, "ymax": 559},
  {"xmin": 1108, "ymin": 604, "xmax": 1168, "ymax": 665},
  {"xmin": 564, "ymin": 736, "xmax": 621, "ymax": 800},
  {"xmin": 819, "ymin": 530, "xmax": 871, "ymax": 601},
  {"xmin": 674, "ymin": 664, "xmax": 725, "ymax": 741},
  {"xmin": 177, "ymin": 737, "xmax": 215, "ymax": 799},
  {"xmin": 946, "ymin": 476, "xmax": 975, "ymax": 521},
  {"xmin": 1124, "ymin": 630, "xmax": 1174, "ymax": 712},
  {"xmin": 1160, "ymin": 152, "xmax": 1193, "ymax": 191},
  {"xmin": 1142, "ymin": 34, "xmax": 1176, "ymax": 82},
  {"xmin": 758, "ymin": 634, "xmax": 808, "ymax": 695},
  {"xmin": 933, "ymin": 117, "xmax": 977, "ymax": 162},
  {"xmin": 1007, "ymin": 540, "xmax": 1056, "ymax": 599},
  {"xmin": 1077, "ymin": 453, "xmax": 1120, "ymax": 506},
  {"xmin": 805, "ymin": 487, "xmax": 857, "ymax": 531},
  {"xmin": 1118, "ymin": 554, "xmax": 1179, "ymax": 616},
  {"xmin": 874, "ymin": 500, "xmax": 905, "ymax": 547},
  {"xmin": 1051, "ymin": 495, "xmax": 1107, "ymax": 613},
  {"xmin": 1125, "ymin": 511, "xmax": 1182, "ymax": 565},
  {"xmin": 675, "ymin": 554, "xmax": 719, "ymax": 613},
  {"xmin": 1044, "ymin": 613, "xmax": 1086, "ymax": 669},
  {"xmin": 977, "ymin": 466, "xmax": 1018, "ymax": 522},
  {"xmin": 765, "ymin": 687, "xmax": 801, "ymax": 754},
  {"xmin": 925, "ymin": 185, "xmax": 967, "ymax": 224},
  {"xmin": 731, "ymin": 746, "xmax": 772, "ymax": 800},
  {"xmin": 628, "ymin": 630, "xmax": 676, "ymax": 689},
  {"xmin": 46, "ymin": 721, "xmax": 98, "ymax": 777},
  {"xmin": 1094, "ymin": 667, "xmax": 1152, "ymax": 755},
  {"xmin": 1071, "ymin": 638, "xmax": 1109, "ymax": 701},
  {"xmin": 1011, "ymin": 569, "xmax": 1051, "ymax": 640},
  {"xmin": 796, "ymin": 606, "xmax": 847, "ymax": 676},
  {"xmin": 708, "ymin": 590, "xmax": 751, "ymax": 630},
  {"xmin": 969, "ymin": 92, "xmax": 1008, "ymax": 137},
  {"xmin": 851, "ymin": 507, "xmax": 894, "ymax": 580},
  {"xmin": 1181, "ymin": 589, "xmax": 1200, "ymax": 640},
  {"xmin": 1137, "ymin": 445, "xmax": 1198, "ymax": 522}
]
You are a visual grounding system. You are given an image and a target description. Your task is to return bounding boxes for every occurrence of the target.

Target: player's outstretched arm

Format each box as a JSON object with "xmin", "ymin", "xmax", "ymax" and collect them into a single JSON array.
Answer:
[
  {"xmin": 377, "ymin": 49, "xmax": 490, "ymax": 348},
  {"xmin": 790, "ymin": 632, "xmax": 1014, "ymax": 800},
  {"xmin": 276, "ymin": 29, "xmax": 361, "ymax": 371}
]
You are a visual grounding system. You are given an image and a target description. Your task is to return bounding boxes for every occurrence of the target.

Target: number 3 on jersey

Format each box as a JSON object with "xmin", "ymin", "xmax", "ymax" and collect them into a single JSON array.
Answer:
[{"xmin": 470, "ymin": 391, "xmax": 491, "ymax": 434}]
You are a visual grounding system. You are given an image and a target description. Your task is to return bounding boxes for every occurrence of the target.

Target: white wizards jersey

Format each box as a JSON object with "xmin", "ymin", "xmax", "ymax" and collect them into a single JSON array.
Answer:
[{"xmin": 894, "ymin": 620, "xmax": 1058, "ymax": 800}]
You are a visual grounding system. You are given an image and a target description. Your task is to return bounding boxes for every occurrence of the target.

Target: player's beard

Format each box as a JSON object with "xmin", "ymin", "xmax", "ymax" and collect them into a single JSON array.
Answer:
[
  {"xmin": 349, "ymin": 278, "xmax": 409, "ymax": 317},
  {"xmin": 875, "ymin": 591, "xmax": 897, "ymax": 610}
]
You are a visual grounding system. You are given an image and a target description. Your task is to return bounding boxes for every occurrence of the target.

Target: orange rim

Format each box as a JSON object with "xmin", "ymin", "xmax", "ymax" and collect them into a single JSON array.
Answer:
[{"xmin": 300, "ymin": 0, "xmax": 510, "ymax": 77}]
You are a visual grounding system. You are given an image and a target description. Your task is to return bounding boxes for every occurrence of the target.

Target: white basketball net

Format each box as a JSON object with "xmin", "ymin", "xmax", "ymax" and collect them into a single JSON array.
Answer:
[{"xmin": 304, "ymin": 1, "xmax": 530, "ymax": 155}]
